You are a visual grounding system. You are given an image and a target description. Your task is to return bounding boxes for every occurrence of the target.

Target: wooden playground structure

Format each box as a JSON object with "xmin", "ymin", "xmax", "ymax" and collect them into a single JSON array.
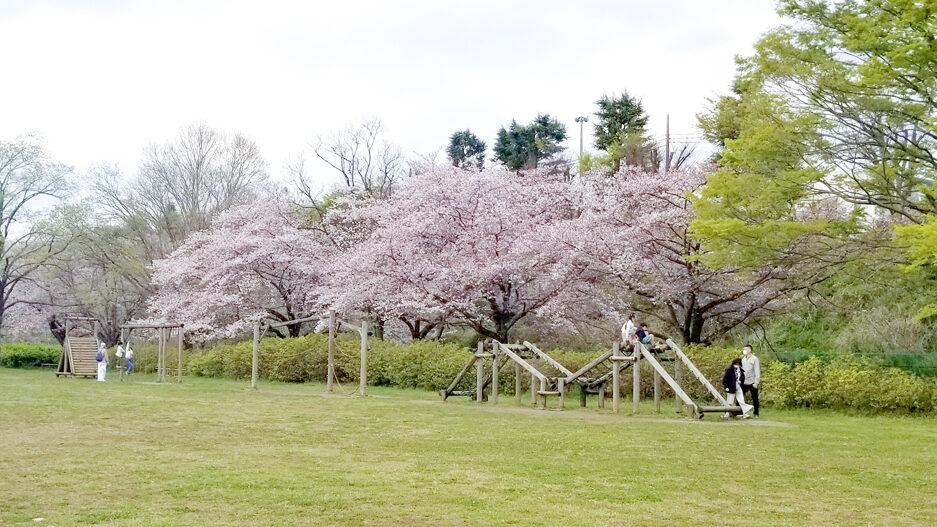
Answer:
[
  {"xmin": 120, "ymin": 322, "xmax": 185, "ymax": 382},
  {"xmin": 56, "ymin": 317, "xmax": 101, "ymax": 377},
  {"xmin": 441, "ymin": 338, "xmax": 741, "ymax": 419}
]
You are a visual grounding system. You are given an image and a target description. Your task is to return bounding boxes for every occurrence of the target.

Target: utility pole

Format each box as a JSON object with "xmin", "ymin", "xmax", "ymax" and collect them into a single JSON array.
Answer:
[
  {"xmin": 664, "ymin": 113, "xmax": 671, "ymax": 172},
  {"xmin": 575, "ymin": 116, "xmax": 588, "ymax": 158}
]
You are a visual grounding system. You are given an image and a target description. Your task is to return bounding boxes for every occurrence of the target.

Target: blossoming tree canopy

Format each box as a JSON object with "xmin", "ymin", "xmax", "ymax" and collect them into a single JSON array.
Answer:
[
  {"xmin": 149, "ymin": 201, "xmax": 330, "ymax": 341},
  {"xmin": 570, "ymin": 166, "xmax": 784, "ymax": 343},
  {"xmin": 329, "ymin": 166, "xmax": 596, "ymax": 342}
]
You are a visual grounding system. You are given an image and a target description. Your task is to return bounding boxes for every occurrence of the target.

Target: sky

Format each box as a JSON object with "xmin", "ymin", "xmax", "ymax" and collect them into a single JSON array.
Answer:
[{"xmin": 0, "ymin": 0, "xmax": 782, "ymax": 192}]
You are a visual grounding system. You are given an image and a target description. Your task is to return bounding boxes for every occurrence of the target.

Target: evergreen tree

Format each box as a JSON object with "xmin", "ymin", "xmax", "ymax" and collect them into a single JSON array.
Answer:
[
  {"xmin": 493, "ymin": 114, "xmax": 566, "ymax": 170},
  {"xmin": 593, "ymin": 91, "xmax": 648, "ymax": 151},
  {"xmin": 446, "ymin": 129, "xmax": 486, "ymax": 169}
]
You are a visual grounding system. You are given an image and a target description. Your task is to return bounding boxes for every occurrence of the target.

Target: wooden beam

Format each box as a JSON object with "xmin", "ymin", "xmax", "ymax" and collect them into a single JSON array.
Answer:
[
  {"xmin": 475, "ymin": 342, "xmax": 484, "ymax": 403},
  {"xmin": 359, "ymin": 321, "xmax": 368, "ymax": 396},
  {"xmin": 251, "ymin": 322, "xmax": 260, "ymax": 389},
  {"xmin": 496, "ymin": 343, "xmax": 548, "ymax": 383},
  {"xmin": 120, "ymin": 323, "xmax": 183, "ymax": 329},
  {"xmin": 177, "ymin": 326, "xmax": 184, "ymax": 383},
  {"xmin": 566, "ymin": 349, "xmax": 613, "ymax": 383},
  {"xmin": 640, "ymin": 345, "xmax": 698, "ymax": 412},
  {"xmin": 674, "ymin": 356, "xmax": 684, "ymax": 414},
  {"xmin": 523, "ymin": 341, "xmax": 573, "ymax": 377},
  {"xmin": 267, "ymin": 315, "xmax": 320, "ymax": 329},
  {"xmin": 666, "ymin": 339, "xmax": 728, "ymax": 405},
  {"xmin": 326, "ymin": 311, "xmax": 336, "ymax": 393},
  {"xmin": 443, "ymin": 355, "xmax": 478, "ymax": 400},
  {"xmin": 514, "ymin": 361, "xmax": 522, "ymax": 406},
  {"xmin": 632, "ymin": 344, "xmax": 640, "ymax": 413},
  {"xmin": 612, "ymin": 341, "xmax": 621, "ymax": 413}
]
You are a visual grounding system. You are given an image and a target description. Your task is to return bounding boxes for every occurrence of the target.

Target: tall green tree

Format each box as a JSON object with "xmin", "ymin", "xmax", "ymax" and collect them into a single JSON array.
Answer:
[
  {"xmin": 593, "ymin": 91, "xmax": 648, "ymax": 151},
  {"xmin": 446, "ymin": 129, "xmax": 486, "ymax": 169},
  {"xmin": 493, "ymin": 114, "xmax": 566, "ymax": 170}
]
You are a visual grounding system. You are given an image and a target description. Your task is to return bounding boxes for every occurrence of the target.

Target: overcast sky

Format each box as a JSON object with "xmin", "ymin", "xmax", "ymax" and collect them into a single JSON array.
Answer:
[{"xmin": 0, "ymin": 0, "xmax": 782, "ymax": 191}]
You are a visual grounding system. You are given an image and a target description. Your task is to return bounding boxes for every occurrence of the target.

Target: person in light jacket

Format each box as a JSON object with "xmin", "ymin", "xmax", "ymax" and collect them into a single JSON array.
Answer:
[
  {"xmin": 741, "ymin": 345, "xmax": 760, "ymax": 417},
  {"xmin": 96, "ymin": 342, "xmax": 109, "ymax": 382},
  {"xmin": 621, "ymin": 314, "xmax": 637, "ymax": 347},
  {"xmin": 722, "ymin": 358, "xmax": 752, "ymax": 418}
]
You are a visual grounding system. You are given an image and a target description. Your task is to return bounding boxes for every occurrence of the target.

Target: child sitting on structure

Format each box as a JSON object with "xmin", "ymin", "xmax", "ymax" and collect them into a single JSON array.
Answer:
[{"xmin": 635, "ymin": 322, "xmax": 655, "ymax": 348}]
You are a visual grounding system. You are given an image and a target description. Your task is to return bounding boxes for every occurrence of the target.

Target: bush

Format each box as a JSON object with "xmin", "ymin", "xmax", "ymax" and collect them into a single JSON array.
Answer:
[{"xmin": 1, "ymin": 342, "xmax": 61, "ymax": 368}]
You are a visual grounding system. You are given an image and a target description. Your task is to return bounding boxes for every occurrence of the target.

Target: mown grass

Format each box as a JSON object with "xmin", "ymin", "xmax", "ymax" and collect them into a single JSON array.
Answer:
[{"xmin": 1, "ymin": 368, "xmax": 936, "ymax": 526}]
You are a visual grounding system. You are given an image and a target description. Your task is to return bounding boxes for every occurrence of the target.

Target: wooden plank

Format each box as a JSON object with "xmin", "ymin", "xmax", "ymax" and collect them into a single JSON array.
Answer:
[
  {"xmin": 359, "ymin": 321, "xmax": 368, "ymax": 396},
  {"xmin": 699, "ymin": 405, "xmax": 743, "ymax": 413},
  {"xmin": 475, "ymin": 342, "xmax": 485, "ymax": 403},
  {"xmin": 497, "ymin": 344, "xmax": 548, "ymax": 383},
  {"xmin": 640, "ymin": 345, "xmax": 697, "ymax": 411},
  {"xmin": 523, "ymin": 341, "xmax": 573, "ymax": 377},
  {"xmin": 268, "ymin": 315, "xmax": 320, "ymax": 329},
  {"xmin": 251, "ymin": 323, "xmax": 260, "ymax": 389},
  {"xmin": 443, "ymin": 355, "xmax": 478, "ymax": 400},
  {"xmin": 566, "ymin": 349, "xmax": 613, "ymax": 383},
  {"xmin": 612, "ymin": 341, "xmax": 621, "ymax": 413},
  {"xmin": 326, "ymin": 311, "xmax": 336, "ymax": 393},
  {"xmin": 491, "ymin": 342, "xmax": 499, "ymax": 404},
  {"xmin": 633, "ymin": 345, "xmax": 641, "ymax": 413},
  {"xmin": 666, "ymin": 339, "xmax": 728, "ymax": 405},
  {"xmin": 514, "ymin": 361, "xmax": 522, "ymax": 406}
]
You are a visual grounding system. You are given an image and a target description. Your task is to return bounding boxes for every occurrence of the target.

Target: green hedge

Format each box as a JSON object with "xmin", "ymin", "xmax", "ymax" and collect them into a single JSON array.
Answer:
[
  {"xmin": 186, "ymin": 337, "xmax": 937, "ymax": 415},
  {"xmin": 0, "ymin": 342, "xmax": 62, "ymax": 368}
]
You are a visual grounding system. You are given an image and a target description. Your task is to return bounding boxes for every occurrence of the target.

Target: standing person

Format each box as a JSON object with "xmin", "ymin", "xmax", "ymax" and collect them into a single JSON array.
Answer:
[
  {"xmin": 741, "ymin": 345, "xmax": 760, "ymax": 418},
  {"xmin": 124, "ymin": 342, "xmax": 134, "ymax": 375},
  {"xmin": 96, "ymin": 342, "xmax": 109, "ymax": 382},
  {"xmin": 621, "ymin": 314, "xmax": 637, "ymax": 347},
  {"xmin": 721, "ymin": 358, "xmax": 752, "ymax": 418}
]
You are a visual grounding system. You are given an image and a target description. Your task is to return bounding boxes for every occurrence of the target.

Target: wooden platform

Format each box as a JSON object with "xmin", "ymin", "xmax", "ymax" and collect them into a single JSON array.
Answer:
[{"xmin": 56, "ymin": 337, "xmax": 99, "ymax": 377}]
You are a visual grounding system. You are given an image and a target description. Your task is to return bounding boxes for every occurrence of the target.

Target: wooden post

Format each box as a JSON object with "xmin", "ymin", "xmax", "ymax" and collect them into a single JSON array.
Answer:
[
  {"xmin": 327, "ymin": 310, "xmax": 336, "ymax": 393},
  {"xmin": 530, "ymin": 370, "xmax": 537, "ymax": 407},
  {"xmin": 654, "ymin": 368, "xmax": 661, "ymax": 413},
  {"xmin": 177, "ymin": 326, "xmax": 183, "ymax": 383},
  {"xmin": 158, "ymin": 328, "xmax": 166, "ymax": 382},
  {"xmin": 674, "ymin": 356, "xmax": 683, "ymax": 413},
  {"xmin": 538, "ymin": 377, "xmax": 547, "ymax": 409},
  {"xmin": 598, "ymin": 383, "xmax": 605, "ymax": 408},
  {"xmin": 359, "ymin": 320, "xmax": 368, "ymax": 396},
  {"xmin": 580, "ymin": 387, "xmax": 587, "ymax": 407},
  {"xmin": 475, "ymin": 342, "xmax": 484, "ymax": 403},
  {"xmin": 514, "ymin": 361, "xmax": 522, "ymax": 406},
  {"xmin": 557, "ymin": 378, "xmax": 565, "ymax": 410},
  {"xmin": 612, "ymin": 341, "xmax": 621, "ymax": 413},
  {"xmin": 251, "ymin": 322, "xmax": 260, "ymax": 389},
  {"xmin": 490, "ymin": 342, "xmax": 499, "ymax": 404},
  {"xmin": 633, "ymin": 344, "xmax": 641, "ymax": 413}
]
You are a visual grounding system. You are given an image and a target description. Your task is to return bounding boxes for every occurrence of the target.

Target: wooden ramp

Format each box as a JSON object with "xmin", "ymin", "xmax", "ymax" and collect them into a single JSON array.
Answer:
[{"xmin": 56, "ymin": 337, "xmax": 99, "ymax": 377}]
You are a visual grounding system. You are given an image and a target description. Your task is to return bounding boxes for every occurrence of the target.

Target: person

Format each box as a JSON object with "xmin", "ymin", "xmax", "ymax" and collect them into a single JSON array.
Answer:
[
  {"xmin": 721, "ymin": 358, "xmax": 752, "ymax": 418},
  {"xmin": 634, "ymin": 322, "xmax": 655, "ymax": 348},
  {"xmin": 124, "ymin": 342, "xmax": 134, "ymax": 374},
  {"xmin": 95, "ymin": 342, "xmax": 109, "ymax": 382},
  {"xmin": 621, "ymin": 314, "xmax": 637, "ymax": 347},
  {"xmin": 741, "ymin": 345, "xmax": 760, "ymax": 417}
]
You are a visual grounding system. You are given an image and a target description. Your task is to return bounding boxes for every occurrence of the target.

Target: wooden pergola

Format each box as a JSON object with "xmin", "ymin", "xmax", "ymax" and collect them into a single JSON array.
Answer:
[{"xmin": 120, "ymin": 323, "xmax": 185, "ymax": 382}]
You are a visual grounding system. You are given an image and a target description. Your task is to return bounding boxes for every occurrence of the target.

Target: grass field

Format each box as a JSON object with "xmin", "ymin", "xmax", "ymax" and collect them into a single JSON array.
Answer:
[{"xmin": 2, "ymin": 368, "xmax": 936, "ymax": 526}]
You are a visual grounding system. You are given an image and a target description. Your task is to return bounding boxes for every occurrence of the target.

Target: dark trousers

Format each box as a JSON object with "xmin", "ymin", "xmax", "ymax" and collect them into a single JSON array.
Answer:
[{"xmin": 741, "ymin": 384, "xmax": 759, "ymax": 415}]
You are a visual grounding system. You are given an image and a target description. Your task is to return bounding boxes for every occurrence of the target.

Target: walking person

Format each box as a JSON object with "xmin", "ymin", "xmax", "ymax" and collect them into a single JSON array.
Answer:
[
  {"xmin": 96, "ymin": 342, "xmax": 109, "ymax": 382},
  {"xmin": 722, "ymin": 358, "xmax": 753, "ymax": 418},
  {"xmin": 741, "ymin": 345, "xmax": 760, "ymax": 418},
  {"xmin": 124, "ymin": 342, "xmax": 134, "ymax": 375}
]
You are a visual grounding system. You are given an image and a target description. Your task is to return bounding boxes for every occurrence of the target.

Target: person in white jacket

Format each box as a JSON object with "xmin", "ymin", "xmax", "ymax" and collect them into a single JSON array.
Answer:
[
  {"xmin": 741, "ymin": 345, "xmax": 760, "ymax": 417},
  {"xmin": 621, "ymin": 314, "xmax": 636, "ymax": 347},
  {"xmin": 96, "ymin": 342, "xmax": 109, "ymax": 382}
]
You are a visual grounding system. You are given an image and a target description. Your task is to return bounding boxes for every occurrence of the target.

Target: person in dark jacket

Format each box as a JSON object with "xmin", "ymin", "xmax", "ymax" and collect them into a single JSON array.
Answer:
[{"xmin": 722, "ymin": 358, "xmax": 752, "ymax": 418}]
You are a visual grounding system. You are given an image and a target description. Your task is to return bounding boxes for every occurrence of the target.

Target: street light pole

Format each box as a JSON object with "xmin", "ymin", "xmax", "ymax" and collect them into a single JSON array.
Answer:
[{"xmin": 574, "ymin": 116, "xmax": 588, "ymax": 158}]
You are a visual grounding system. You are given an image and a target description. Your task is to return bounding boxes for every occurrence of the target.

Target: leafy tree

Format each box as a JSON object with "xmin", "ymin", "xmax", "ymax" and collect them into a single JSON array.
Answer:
[
  {"xmin": 493, "ymin": 114, "xmax": 567, "ymax": 170},
  {"xmin": 593, "ymin": 91, "xmax": 648, "ymax": 151},
  {"xmin": 446, "ymin": 129, "xmax": 486, "ymax": 169}
]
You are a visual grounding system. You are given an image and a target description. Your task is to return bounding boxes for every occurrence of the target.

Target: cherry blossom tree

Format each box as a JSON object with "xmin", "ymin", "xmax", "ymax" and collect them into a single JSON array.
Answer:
[
  {"xmin": 148, "ymin": 200, "xmax": 330, "ymax": 341},
  {"xmin": 566, "ymin": 166, "xmax": 791, "ymax": 344},
  {"xmin": 324, "ymin": 167, "xmax": 599, "ymax": 342}
]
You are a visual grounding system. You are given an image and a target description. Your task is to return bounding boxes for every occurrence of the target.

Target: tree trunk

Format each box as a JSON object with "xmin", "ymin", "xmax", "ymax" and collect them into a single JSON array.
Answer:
[{"xmin": 684, "ymin": 308, "xmax": 705, "ymax": 344}]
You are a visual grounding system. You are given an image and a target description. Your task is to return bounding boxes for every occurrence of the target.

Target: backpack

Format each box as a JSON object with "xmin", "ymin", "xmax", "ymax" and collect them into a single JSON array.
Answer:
[{"xmin": 96, "ymin": 350, "xmax": 104, "ymax": 362}]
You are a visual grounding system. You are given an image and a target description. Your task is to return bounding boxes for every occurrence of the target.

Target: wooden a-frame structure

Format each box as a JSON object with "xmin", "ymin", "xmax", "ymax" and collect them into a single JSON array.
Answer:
[
  {"xmin": 56, "ymin": 317, "xmax": 101, "ymax": 377},
  {"xmin": 442, "ymin": 337, "xmax": 741, "ymax": 419}
]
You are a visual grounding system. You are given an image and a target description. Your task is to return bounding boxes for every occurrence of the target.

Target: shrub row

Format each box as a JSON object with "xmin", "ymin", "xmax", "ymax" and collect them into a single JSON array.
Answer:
[
  {"xmin": 0, "ymin": 342, "xmax": 61, "ymax": 368},
  {"xmin": 122, "ymin": 336, "xmax": 937, "ymax": 415}
]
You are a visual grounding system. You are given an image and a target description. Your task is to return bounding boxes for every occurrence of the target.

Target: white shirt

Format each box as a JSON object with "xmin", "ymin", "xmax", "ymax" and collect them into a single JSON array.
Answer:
[
  {"xmin": 621, "ymin": 320, "xmax": 636, "ymax": 343},
  {"xmin": 742, "ymin": 354, "xmax": 760, "ymax": 386},
  {"xmin": 124, "ymin": 346, "xmax": 134, "ymax": 359}
]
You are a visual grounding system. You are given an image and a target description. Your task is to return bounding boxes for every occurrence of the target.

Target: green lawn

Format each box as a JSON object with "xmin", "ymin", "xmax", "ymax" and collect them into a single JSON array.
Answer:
[{"xmin": 1, "ymin": 369, "xmax": 936, "ymax": 526}]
